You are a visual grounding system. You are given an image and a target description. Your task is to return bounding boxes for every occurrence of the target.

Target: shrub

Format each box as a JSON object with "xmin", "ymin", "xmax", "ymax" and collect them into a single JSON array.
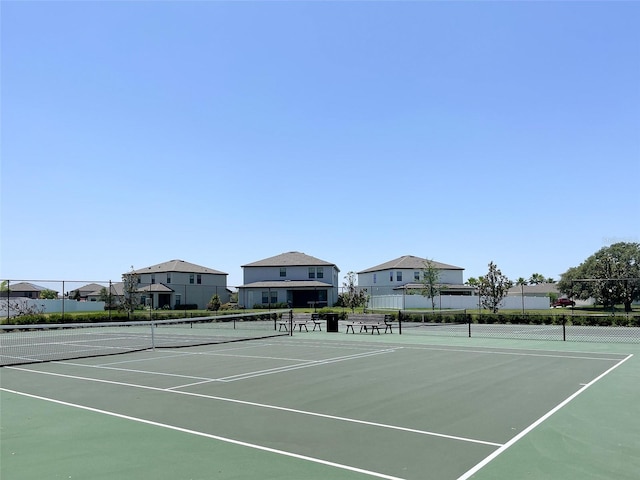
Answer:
[
  {"xmin": 252, "ymin": 303, "xmax": 289, "ymax": 309},
  {"xmin": 174, "ymin": 304, "xmax": 198, "ymax": 310},
  {"xmin": 207, "ymin": 294, "xmax": 221, "ymax": 312}
]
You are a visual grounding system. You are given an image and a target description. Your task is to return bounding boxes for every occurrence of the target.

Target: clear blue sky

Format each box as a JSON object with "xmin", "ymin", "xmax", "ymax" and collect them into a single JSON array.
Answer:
[{"xmin": 1, "ymin": 1, "xmax": 639, "ymax": 290}]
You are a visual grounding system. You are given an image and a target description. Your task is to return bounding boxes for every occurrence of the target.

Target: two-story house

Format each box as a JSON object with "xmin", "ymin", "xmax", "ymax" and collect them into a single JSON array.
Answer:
[
  {"xmin": 129, "ymin": 260, "xmax": 230, "ymax": 309},
  {"xmin": 237, "ymin": 252, "xmax": 340, "ymax": 309},
  {"xmin": 357, "ymin": 255, "xmax": 472, "ymax": 296}
]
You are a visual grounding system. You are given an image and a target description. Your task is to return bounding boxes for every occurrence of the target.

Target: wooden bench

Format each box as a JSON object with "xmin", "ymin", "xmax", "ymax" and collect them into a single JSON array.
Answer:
[{"xmin": 345, "ymin": 314, "xmax": 393, "ymax": 334}]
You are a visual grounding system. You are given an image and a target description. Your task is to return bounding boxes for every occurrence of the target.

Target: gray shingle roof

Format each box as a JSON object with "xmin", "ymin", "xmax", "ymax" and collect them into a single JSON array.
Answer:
[
  {"xmin": 358, "ymin": 255, "xmax": 463, "ymax": 274},
  {"xmin": 72, "ymin": 283, "xmax": 106, "ymax": 295},
  {"xmin": 242, "ymin": 252, "xmax": 337, "ymax": 269},
  {"xmin": 137, "ymin": 283, "xmax": 174, "ymax": 293},
  {"xmin": 87, "ymin": 282, "xmax": 124, "ymax": 296},
  {"xmin": 4, "ymin": 282, "xmax": 49, "ymax": 292},
  {"xmin": 132, "ymin": 260, "xmax": 227, "ymax": 275}
]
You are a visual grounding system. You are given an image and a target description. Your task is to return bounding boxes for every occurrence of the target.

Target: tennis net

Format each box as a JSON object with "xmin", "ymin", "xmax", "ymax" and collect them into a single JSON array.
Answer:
[
  {"xmin": 0, "ymin": 310, "xmax": 292, "ymax": 366},
  {"xmin": 399, "ymin": 309, "xmax": 468, "ymax": 332}
]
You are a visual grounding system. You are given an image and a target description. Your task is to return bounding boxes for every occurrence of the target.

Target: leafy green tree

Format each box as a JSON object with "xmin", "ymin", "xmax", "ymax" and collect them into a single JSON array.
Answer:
[
  {"xmin": 39, "ymin": 289, "xmax": 58, "ymax": 299},
  {"xmin": 341, "ymin": 271, "xmax": 368, "ymax": 313},
  {"xmin": 98, "ymin": 287, "xmax": 109, "ymax": 302},
  {"xmin": 478, "ymin": 262, "xmax": 513, "ymax": 313},
  {"xmin": 0, "ymin": 280, "xmax": 8, "ymax": 292},
  {"xmin": 419, "ymin": 259, "xmax": 441, "ymax": 310},
  {"xmin": 558, "ymin": 242, "xmax": 640, "ymax": 312}
]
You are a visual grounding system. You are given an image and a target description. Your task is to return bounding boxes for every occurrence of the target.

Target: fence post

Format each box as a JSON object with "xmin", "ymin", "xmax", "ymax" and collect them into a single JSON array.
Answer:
[
  {"xmin": 289, "ymin": 310, "xmax": 293, "ymax": 336},
  {"xmin": 467, "ymin": 313, "xmax": 472, "ymax": 338},
  {"xmin": 562, "ymin": 315, "xmax": 566, "ymax": 341},
  {"xmin": 398, "ymin": 310, "xmax": 402, "ymax": 335}
]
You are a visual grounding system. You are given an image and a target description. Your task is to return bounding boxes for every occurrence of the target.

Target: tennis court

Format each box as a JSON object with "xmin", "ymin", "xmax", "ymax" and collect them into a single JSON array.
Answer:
[{"xmin": 2, "ymin": 320, "xmax": 639, "ymax": 479}]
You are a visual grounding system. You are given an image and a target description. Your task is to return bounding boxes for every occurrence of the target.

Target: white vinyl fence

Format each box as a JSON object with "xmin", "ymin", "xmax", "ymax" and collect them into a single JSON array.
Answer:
[
  {"xmin": 369, "ymin": 294, "xmax": 552, "ymax": 311},
  {"xmin": 1, "ymin": 298, "xmax": 106, "ymax": 317}
]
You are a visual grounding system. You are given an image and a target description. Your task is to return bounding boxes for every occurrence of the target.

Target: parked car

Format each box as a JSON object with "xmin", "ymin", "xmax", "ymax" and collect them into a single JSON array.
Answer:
[{"xmin": 552, "ymin": 298, "xmax": 575, "ymax": 308}]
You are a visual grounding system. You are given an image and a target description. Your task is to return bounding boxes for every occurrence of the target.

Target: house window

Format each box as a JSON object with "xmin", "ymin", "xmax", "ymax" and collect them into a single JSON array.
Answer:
[
  {"xmin": 309, "ymin": 268, "xmax": 315, "ymax": 279},
  {"xmin": 414, "ymin": 271, "xmax": 420, "ymax": 281},
  {"xmin": 390, "ymin": 271, "xmax": 393, "ymax": 282},
  {"xmin": 175, "ymin": 294, "xmax": 181, "ymax": 306},
  {"xmin": 197, "ymin": 274, "xmax": 202, "ymax": 285},
  {"xmin": 373, "ymin": 273, "xmax": 377, "ymax": 284},
  {"xmin": 262, "ymin": 291, "xmax": 276, "ymax": 304},
  {"xmin": 280, "ymin": 268, "xmax": 286, "ymax": 277},
  {"xmin": 397, "ymin": 271, "xmax": 402, "ymax": 282},
  {"xmin": 317, "ymin": 267, "xmax": 323, "ymax": 279},
  {"xmin": 167, "ymin": 274, "xmax": 171, "ymax": 284},
  {"xmin": 151, "ymin": 274, "xmax": 156, "ymax": 285},
  {"xmin": 189, "ymin": 274, "xmax": 194, "ymax": 284}
]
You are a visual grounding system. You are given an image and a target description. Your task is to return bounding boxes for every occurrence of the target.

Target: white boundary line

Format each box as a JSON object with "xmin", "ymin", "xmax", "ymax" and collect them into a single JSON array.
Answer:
[
  {"xmin": 456, "ymin": 353, "xmax": 634, "ymax": 480},
  {"xmin": 0, "ymin": 387, "xmax": 406, "ymax": 480},
  {"xmin": 280, "ymin": 338, "xmax": 632, "ymax": 360},
  {"xmin": 3, "ymin": 366, "xmax": 502, "ymax": 448}
]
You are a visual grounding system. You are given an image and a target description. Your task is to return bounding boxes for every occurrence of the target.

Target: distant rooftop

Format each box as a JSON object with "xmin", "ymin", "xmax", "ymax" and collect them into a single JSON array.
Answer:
[
  {"xmin": 358, "ymin": 255, "xmax": 463, "ymax": 274},
  {"xmin": 131, "ymin": 259, "xmax": 227, "ymax": 275},
  {"xmin": 242, "ymin": 251, "xmax": 337, "ymax": 269}
]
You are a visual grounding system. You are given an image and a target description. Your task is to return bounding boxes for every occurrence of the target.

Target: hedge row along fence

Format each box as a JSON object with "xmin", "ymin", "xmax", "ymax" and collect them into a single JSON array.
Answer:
[{"xmin": 396, "ymin": 311, "xmax": 640, "ymax": 327}]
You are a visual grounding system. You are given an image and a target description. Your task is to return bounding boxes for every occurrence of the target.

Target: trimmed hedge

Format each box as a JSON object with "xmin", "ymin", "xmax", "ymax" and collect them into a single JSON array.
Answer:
[{"xmin": 398, "ymin": 312, "xmax": 640, "ymax": 327}]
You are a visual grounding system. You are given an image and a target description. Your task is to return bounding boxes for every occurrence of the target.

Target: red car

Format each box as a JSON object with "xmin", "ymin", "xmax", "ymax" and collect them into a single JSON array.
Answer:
[{"xmin": 552, "ymin": 298, "xmax": 575, "ymax": 308}]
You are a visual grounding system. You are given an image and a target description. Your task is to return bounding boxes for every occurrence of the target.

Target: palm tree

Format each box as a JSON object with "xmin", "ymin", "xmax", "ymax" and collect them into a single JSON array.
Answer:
[
  {"xmin": 529, "ymin": 273, "xmax": 546, "ymax": 285},
  {"xmin": 516, "ymin": 277, "xmax": 528, "ymax": 314}
]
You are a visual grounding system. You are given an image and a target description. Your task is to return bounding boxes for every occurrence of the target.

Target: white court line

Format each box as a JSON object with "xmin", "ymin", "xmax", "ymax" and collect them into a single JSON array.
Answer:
[
  {"xmin": 456, "ymin": 353, "xmax": 634, "ymax": 480},
  {"xmin": 400, "ymin": 345, "xmax": 624, "ymax": 362},
  {"xmin": 218, "ymin": 348, "xmax": 397, "ymax": 382},
  {"xmin": 59, "ymin": 362, "xmax": 221, "ymax": 383},
  {"xmin": 5, "ymin": 366, "xmax": 502, "ymax": 448},
  {"xmin": 60, "ymin": 348, "xmax": 397, "ymax": 389},
  {"xmin": 285, "ymin": 338, "xmax": 631, "ymax": 360},
  {"xmin": 0, "ymin": 387, "xmax": 406, "ymax": 480},
  {"xmin": 169, "ymin": 349, "xmax": 397, "ymax": 389}
]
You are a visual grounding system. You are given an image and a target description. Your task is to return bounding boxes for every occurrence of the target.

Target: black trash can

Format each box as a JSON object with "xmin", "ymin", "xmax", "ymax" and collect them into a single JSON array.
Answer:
[{"xmin": 326, "ymin": 313, "xmax": 339, "ymax": 332}]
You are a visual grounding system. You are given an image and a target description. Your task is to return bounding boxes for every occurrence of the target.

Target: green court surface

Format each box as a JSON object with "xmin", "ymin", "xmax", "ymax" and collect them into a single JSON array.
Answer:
[{"xmin": 1, "ymin": 331, "xmax": 639, "ymax": 480}]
